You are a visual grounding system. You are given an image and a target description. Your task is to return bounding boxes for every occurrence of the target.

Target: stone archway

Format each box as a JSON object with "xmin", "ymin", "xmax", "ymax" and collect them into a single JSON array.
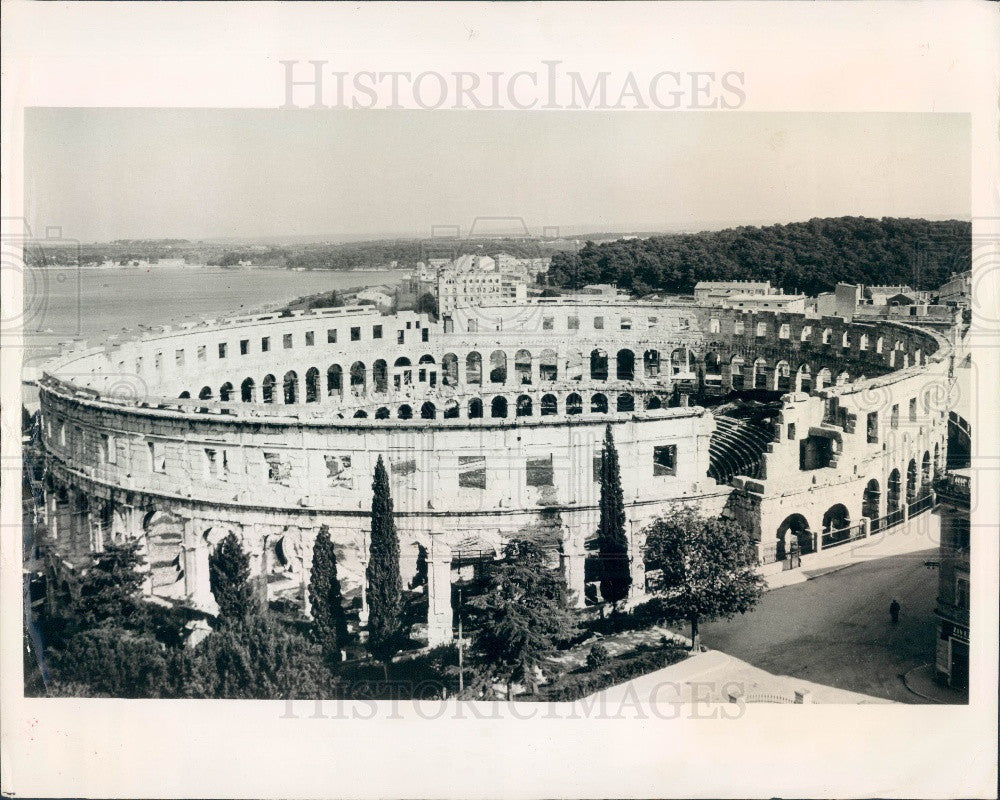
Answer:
[
  {"xmin": 822, "ymin": 503, "xmax": 851, "ymax": 533},
  {"xmin": 776, "ymin": 513, "xmax": 811, "ymax": 559},
  {"xmin": 862, "ymin": 479, "xmax": 881, "ymax": 525}
]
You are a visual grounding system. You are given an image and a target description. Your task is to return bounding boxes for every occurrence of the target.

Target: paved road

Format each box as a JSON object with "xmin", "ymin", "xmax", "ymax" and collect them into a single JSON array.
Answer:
[{"xmin": 689, "ymin": 547, "xmax": 941, "ymax": 703}]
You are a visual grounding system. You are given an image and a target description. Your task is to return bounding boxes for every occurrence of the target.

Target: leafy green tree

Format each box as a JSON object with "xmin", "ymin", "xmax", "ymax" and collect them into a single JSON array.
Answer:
[
  {"xmin": 642, "ymin": 507, "xmax": 766, "ymax": 651},
  {"xmin": 76, "ymin": 539, "xmax": 149, "ymax": 631},
  {"xmin": 308, "ymin": 525, "xmax": 349, "ymax": 662},
  {"xmin": 209, "ymin": 532, "xmax": 258, "ymax": 622},
  {"xmin": 468, "ymin": 540, "xmax": 577, "ymax": 697},
  {"xmin": 597, "ymin": 425, "xmax": 631, "ymax": 609},
  {"xmin": 366, "ymin": 456, "xmax": 404, "ymax": 674},
  {"xmin": 179, "ymin": 615, "xmax": 330, "ymax": 699}
]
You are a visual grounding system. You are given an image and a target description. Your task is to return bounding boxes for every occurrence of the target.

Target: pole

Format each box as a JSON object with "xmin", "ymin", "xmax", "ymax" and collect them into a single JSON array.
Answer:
[{"xmin": 457, "ymin": 585, "xmax": 464, "ymax": 694}]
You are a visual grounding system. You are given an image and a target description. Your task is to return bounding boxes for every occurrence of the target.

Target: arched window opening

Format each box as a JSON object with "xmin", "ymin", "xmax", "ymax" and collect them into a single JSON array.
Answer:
[
  {"xmin": 305, "ymin": 368, "xmax": 320, "ymax": 403},
  {"xmin": 616, "ymin": 349, "xmax": 635, "ymax": 381},
  {"xmin": 465, "ymin": 352, "xmax": 482, "ymax": 385},
  {"xmin": 489, "ymin": 351, "xmax": 507, "ymax": 384},
  {"xmin": 539, "ymin": 349, "xmax": 558, "ymax": 381},
  {"xmin": 515, "ymin": 350, "xmax": 532, "ymax": 385},
  {"xmin": 283, "ymin": 371, "xmax": 298, "ymax": 404},
  {"xmin": 262, "ymin": 375, "xmax": 277, "ymax": 403},
  {"xmin": 590, "ymin": 349, "xmax": 609, "ymax": 381},
  {"xmin": 327, "ymin": 365, "xmax": 343, "ymax": 398}
]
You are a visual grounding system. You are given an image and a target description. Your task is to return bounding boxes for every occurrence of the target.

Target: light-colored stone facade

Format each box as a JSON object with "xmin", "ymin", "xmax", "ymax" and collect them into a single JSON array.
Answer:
[{"xmin": 36, "ymin": 297, "xmax": 953, "ymax": 645}]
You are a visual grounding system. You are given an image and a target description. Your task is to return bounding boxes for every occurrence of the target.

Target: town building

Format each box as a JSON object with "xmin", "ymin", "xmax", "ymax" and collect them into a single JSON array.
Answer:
[
  {"xmin": 932, "ymin": 470, "xmax": 970, "ymax": 691},
  {"xmin": 355, "ymin": 286, "xmax": 395, "ymax": 310},
  {"xmin": 719, "ymin": 293, "xmax": 807, "ymax": 313},
  {"xmin": 436, "ymin": 254, "xmax": 527, "ymax": 314},
  {"xmin": 936, "ymin": 271, "xmax": 972, "ymax": 306},
  {"xmin": 694, "ymin": 280, "xmax": 774, "ymax": 304}
]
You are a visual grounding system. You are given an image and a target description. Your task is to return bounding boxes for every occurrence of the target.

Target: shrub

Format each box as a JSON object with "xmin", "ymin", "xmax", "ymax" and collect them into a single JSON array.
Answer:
[
  {"xmin": 541, "ymin": 646, "xmax": 688, "ymax": 702},
  {"xmin": 586, "ymin": 642, "xmax": 611, "ymax": 670},
  {"xmin": 181, "ymin": 614, "xmax": 331, "ymax": 699},
  {"xmin": 49, "ymin": 628, "xmax": 170, "ymax": 698}
]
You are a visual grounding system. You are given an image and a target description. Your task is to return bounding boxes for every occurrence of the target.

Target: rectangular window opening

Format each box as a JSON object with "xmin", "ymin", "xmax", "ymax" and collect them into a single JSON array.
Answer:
[{"xmin": 653, "ymin": 445, "xmax": 677, "ymax": 476}]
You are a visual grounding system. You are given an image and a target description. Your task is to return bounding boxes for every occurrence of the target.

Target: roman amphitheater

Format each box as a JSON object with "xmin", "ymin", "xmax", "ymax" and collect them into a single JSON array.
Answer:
[{"xmin": 34, "ymin": 296, "xmax": 957, "ymax": 644}]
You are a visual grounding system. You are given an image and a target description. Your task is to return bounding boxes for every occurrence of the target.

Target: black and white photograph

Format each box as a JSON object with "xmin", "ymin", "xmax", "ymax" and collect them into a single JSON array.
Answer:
[
  {"xmin": 1, "ymin": 3, "xmax": 997, "ymax": 799},
  {"xmin": 18, "ymin": 108, "xmax": 977, "ymax": 706}
]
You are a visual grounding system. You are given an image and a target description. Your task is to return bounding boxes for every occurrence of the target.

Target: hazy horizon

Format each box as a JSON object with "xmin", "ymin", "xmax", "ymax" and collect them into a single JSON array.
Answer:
[{"xmin": 25, "ymin": 109, "xmax": 970, "ymax": 243}]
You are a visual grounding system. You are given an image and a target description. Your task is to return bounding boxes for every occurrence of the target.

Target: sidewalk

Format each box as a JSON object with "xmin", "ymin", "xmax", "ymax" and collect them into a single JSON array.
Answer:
[
  {"xmin": 902, "ymin": 663, "xmax": 968, "ymax": 704},
  {"xmin": 765, "ymin": 512, "xmax": 941, "ymax": 591}
]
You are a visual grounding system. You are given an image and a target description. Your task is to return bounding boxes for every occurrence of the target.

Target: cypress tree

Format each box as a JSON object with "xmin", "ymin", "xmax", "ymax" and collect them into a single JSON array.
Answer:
[
  {"xmin": 308, "ymin": 525, "xmax": 348, "ymax": 662},
  {"xmin": 597, "ymin": 424, "xmax": 631, "ymax": 609},
  {"xmin": 209, "ymin": 532, "xmax": 258, "ymax": 623},
  {"xmin": 366, "ymin": 455, "xmax": 403, "ymax": 674}
]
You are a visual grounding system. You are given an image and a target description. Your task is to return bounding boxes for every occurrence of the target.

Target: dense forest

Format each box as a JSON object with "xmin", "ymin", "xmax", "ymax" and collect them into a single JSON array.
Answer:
[{"xmin": 546, "ymin": 218, "xmax": 971, "ymax": 296}]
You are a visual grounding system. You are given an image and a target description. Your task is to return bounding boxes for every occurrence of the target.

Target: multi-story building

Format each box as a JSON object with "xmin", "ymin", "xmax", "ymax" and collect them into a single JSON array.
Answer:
[
  {"xmin": 936, "ymin": 271, "xmax": 972, "ymax": 307},
  {"xmin": 436, "ymin": 254, "xmax": 526, "ymax": 314},
  {"xmin": 932, "ymin": 471, "xmax": 970, "ymax": 691}
]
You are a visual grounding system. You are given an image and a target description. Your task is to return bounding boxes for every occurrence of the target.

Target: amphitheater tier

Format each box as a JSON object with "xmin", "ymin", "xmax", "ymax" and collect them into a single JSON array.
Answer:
[{"xmin": 35, "ymin": 299, "xmax": 954, "ymax": 644}]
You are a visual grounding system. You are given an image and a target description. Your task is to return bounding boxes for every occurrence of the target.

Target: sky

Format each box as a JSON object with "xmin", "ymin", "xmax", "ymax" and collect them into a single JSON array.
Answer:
[{"xmin": 24, "ymin": 109, "xmax": 970, "ymax": 243}]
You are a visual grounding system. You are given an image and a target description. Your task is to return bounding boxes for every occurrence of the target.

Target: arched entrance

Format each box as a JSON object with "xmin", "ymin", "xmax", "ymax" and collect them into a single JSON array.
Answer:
[
  {"xmin": 776, "ymin": 513, "xmax": 812, "ymax": 560},
  {"xmin": 906, "ymin": 459, "xmax": 918, "ymax": 503},
  {"xmin": 863, "ymin": 479, "xmax": 881, "ymax": 527},
  {"xmin": 822, "ymin": 503, "xmax": 851, "ymax": 533},
  {"xmin": 887, "ymin": 468, "xmax": 902, "ymax": 511}
]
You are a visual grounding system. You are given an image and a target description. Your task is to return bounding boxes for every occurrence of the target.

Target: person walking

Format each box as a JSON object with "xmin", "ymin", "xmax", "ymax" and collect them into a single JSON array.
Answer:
[{"xmin": 889, "ymin": 598, "xmax": 901, "ymax": 624}]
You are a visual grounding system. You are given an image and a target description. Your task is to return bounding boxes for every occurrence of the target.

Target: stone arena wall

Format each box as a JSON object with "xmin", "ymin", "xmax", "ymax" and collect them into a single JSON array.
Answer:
[{"xmin": 35, "ymin": 298, "xmax": 953, "ymax": 644}]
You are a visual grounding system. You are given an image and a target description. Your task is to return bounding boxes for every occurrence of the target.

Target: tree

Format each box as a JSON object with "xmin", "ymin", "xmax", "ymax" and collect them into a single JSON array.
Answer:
[
  {"xmin": 417, "ymin": 292, "xmax": 438, "ymax": 317},
  {"xmin": 76, "ymin": 539, "xmax": 149, "ymax": 631},
  {"xmin": 308, "ymin": 525, "xmax": 348, "ymax": 662},
  {"xmin": 366, "ymin": 455, "xmax": 404, "ymax": 674},
  {"xmin": 468, "ymin": 540, "xmax": 577, "ymax": 697},
  {"xmin": 209, "ymin": 532, "xmax": 258, "ymax": 622},
  {"xmin": 546, "ymin": 218, "xmax": 970, "ymax": 297},
  {"xmin": 597, "ymin": 425, "xmax": 631, "ymax": 609},
  {"xmin": 642, "ymin": 507, "xmax": 766, "ymax": 651}
]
